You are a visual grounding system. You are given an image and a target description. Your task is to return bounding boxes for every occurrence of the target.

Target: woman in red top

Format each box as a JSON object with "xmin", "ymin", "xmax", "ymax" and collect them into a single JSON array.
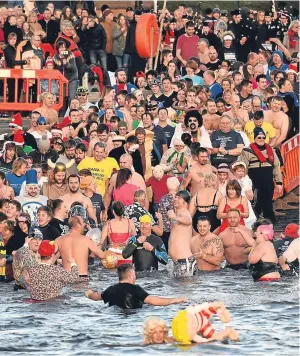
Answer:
[
  {"xmin": 217, "ymin": 180, "xmax": 249, "ymax": 233},
  {"xmin": 101, "ymin": 201, "xmax": 136, "ymax": 266},
  {"xmin": 113, "ymin": 169, "xmax": 138, "ymax": 207}
]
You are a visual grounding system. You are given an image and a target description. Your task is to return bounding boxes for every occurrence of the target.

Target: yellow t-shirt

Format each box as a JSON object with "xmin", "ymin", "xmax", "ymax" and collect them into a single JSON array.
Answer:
[
  {"xmin": 77, "ymin": 157, "xmax": 119, "ymax": 196},
  {"xmin": 244, "ymin": 121, "xmax": 276, "ymax": 143}
]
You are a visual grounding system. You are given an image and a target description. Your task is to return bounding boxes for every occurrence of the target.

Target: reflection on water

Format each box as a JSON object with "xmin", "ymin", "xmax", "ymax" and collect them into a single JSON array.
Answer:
[
  {"xmin": 0, "ymin": 265, "xmax": 299, "ymax": 355},
  {"xmin": 0, "ymin": 209, "xmax": 299, "ymax": 355}
]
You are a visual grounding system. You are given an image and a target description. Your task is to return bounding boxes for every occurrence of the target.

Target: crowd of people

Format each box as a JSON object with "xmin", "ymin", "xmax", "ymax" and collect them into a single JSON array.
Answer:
[{"xmin": 0, "ymin": 1, "xmax": 299, "ymax": 345}]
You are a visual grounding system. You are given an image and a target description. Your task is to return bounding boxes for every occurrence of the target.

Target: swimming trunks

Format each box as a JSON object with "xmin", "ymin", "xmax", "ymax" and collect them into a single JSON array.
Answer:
[
  {"xmin": 173, "ymin": 256, "xmax": 198, "ymax": 278},
  {"xmin": 225, "ymin": 262, "xmax": 249, "ymax": 270},
  {"xmin": 251, "ymin": 260, "xmax": 279, "ymax": 281}
]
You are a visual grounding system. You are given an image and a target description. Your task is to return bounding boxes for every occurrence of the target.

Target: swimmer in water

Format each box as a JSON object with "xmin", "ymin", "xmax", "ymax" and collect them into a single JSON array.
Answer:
[
  {"xmin": 249, "ymin": 220, "xmax": 280, "ymax": 282},
  {"xmin": 143, "ymin": 317, "xmax": 175, "ymax": 344}
]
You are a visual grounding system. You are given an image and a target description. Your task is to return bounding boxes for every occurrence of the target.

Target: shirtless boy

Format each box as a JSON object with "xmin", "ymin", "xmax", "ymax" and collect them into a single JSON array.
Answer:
[
  {"xmin": 191, "ymin": 217, "xmax": 224, "ymax": 271},
  {"xmin": 168, "ymin": 190, "xmax": 197, "ymax": 277}
]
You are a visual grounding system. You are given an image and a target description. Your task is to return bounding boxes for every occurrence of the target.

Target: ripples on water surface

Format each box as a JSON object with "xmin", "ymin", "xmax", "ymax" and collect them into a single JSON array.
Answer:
[{"xmin": 0, "ymin": 210, "xmax": 299, "ymax": 356}]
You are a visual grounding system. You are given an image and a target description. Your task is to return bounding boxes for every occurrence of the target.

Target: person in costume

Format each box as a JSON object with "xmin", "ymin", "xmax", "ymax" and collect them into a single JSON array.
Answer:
[
  {"xmin": 16, "ymin": 169, "xmax": 48, "ymax": 224},
  {"xmin": 42, "ymin": 161, "xmax": 72, "ymax": 200},
  {"xmin": 239, "ymin": 127, "xmax": 283, "ymax": 223},
  {"xmin": 172, "ymin": 301, "xmax": 239, "ymax": 344},
  {"xmin": 249, "ymin": 220, "xmax": 280, "ymax": 282},
  {"xmin": 143, "ymin": 317, "xmax": 174, "ymax": 344},
  {"xmin": 160, "ymin": 137, "xmax": 188, "ymax": 178}
]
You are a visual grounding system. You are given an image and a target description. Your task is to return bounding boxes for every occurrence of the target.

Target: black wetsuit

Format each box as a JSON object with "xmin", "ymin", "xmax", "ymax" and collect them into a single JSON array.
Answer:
[
  {"xmin": 251, "ymin": 260, "xmax": 279, "ymax": 281},
  {"xmin": 101, "ymin": 283, "xmax": 149, "ymax": 309},
  {"xmin": 122, "ymin": 234, "xmax": 168, "ymax": 272},
  {"xmin": 192, "ymin": 192, "xmax": 221, "ymax": 232}
]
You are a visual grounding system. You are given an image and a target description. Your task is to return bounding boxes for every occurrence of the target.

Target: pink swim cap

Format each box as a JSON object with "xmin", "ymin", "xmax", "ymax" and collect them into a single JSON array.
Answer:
[{"xmin": 257, "ymin": 225, "xmax": 274, "ymax": 241}]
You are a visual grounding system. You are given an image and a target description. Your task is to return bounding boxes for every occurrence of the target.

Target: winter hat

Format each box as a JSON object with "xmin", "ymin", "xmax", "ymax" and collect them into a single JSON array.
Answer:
[
  {"xmin": 217, "ymin": 163, "xmax": 230, "ymax": 173},
  {"xmin": 68, "ymin": 205, "xmax": 88, "ymax": 223},
  {"xmin": 10, "ymin": 113, "xmax": 22, "ymax": 129},
  {"xmin": 272, "ymin": 50, "xmax": 283, "ymax": 61},
  {"xmin": 13, "ymin": 130, "xmax": 24, "ymax": 146},
  {"xmin": 29, "ymin": 226, "xmax": 43, "ymax": 240},
  {"xmin": 38, "ymin": 135, "xmax": 51, "ymax": 152},
  {"xmin": 45, "ymin": 57, "xmax": 54, "ymax": 67},
  {"xmin": 284, "ymin": 223, "xmax": 299, "ymax": 239},
  {"xmin": 253, "ymin": 127, "xmax": 266, "ymax": 139},
  {"xmin": 38, "ymin": 240, "xmax": 55, "ymax": 257},
  {"xmin": 37, "ymin": 116, "xmax": 47, "ymax": 125},
  {"xmin": 76, "ymin": 86, "xmax": 89, "ymax": 95},
  {"xmin": 51, "ymin": 124, "xmax": 63, "ymax": 137},
  {"xmin": 103, "ymin": 9, "xmax": 113, "ymax": 18},
  {"xmin": 26, "ymin": 169, "xmax": 38, "ymax": 185}
]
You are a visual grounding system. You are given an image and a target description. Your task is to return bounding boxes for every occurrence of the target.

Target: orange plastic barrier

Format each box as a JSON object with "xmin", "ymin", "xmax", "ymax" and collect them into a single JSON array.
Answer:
[
  {"xmin": 136, "ymin": 13, "xmax": 159, "ymax": 58},
  {"xmin": 40, "ymin": 43, "xmax": 56, "ymax": 58},
  {"xmin": 0, "ymin": 69, "xmax": 68, "ymax": 111},
  {"xmin": 280, "ymin": 133, "xmax": 300, "ymax": 194}
]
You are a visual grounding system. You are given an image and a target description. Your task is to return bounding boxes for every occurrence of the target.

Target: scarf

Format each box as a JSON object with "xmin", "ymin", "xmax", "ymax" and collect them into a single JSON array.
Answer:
[
  {"xmin": 288, "ymin": 29, "xmax": 297, "ymax": 49},
  {"xmin": 167, "ymin": 150, "xmax": 184, "ymax": 166},
  {"xmin": 250, "ymin": 143, "xmax": 274, "ymax": 163}
]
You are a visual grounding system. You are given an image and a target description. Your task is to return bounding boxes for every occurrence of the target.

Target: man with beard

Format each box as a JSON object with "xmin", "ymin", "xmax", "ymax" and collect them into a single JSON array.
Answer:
[
  {"xmin": 112, "ymin": 69, "xmax": 136, "ymax": 94},
  {"xmin": 75, "ymin": 143, "xmax": 87, "ymax": 165},
  {"xmin": 16, "ymin": 170, "xmax": 48, "ymax": 224},
  {"xmin": 198, "ymin": 22, "xmax": 222, "ymax": 53},
  {"xmin": 202, "ymin": 100, "xmax": 221, "ymax": 134},
  {"xmin": 42, "ymin": 162, "xmax": 70, "ymax": 200},
  {"xmin": 56, "ymin": 139, "xmax": 77, "ymax": 176},
  {"xmin": 206, "ymin": 47, "xmax": 222, "ymax": 71},
  {"xmin": 180, "ymin": 147, "xmax": 215, "ymax": 197},
  {"xmin": 191, "ymin": 216, "xmax": 224, "ymax": 271},
  {"xmin": 219, "ymin": 209, "xmax": 255, "ymax": 268},
  {"xmin": 60, "ymin": 175, "xmax": 97, "ymax": 223}
]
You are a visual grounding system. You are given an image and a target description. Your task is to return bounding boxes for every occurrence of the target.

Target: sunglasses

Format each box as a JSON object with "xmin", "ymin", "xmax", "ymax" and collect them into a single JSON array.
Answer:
[
  {"xmin": 54, "ymin": 141, "xmax": 63, "ymax": 146},
  {"xmin": 257, "ymin": 136, "xmax": 266, "ymax": 139},
  {"xmin": 18, "ymin": 217, "xmax": 28, "ymax": 223},
  {"xmin": 8, "ymin": 125, "xmax": 17, "ymax": 129},
  {"xmin": 38, "ymin": 122, "xmax": 47, "ymax": 126},
  {"xmin": 188, "ymin": 119, "xmax": 197, "ymax": 123},
  {"xmin": 77, "ymin": 94, "xmax": 87, "ymax": 97}
]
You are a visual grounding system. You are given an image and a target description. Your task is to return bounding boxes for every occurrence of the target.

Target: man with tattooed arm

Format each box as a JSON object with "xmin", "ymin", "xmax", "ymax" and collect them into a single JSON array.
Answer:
[{"xmin": 191, "ymin": 216, "xmax": 224, "ymax": 271}]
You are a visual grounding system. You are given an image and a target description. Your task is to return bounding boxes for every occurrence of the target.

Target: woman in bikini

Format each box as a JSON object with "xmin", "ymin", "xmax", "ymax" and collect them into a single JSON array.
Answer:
[
  {"xmin": 217, "ymin": 180, "xmax": 249, "ymax": 234},
  {"xmin": 100, "ymin": 201, "xmax": 136, "ymax": 266},
  {"xmin": 189, "ymin": 173, "xmax": 222, "ymax": 233}
]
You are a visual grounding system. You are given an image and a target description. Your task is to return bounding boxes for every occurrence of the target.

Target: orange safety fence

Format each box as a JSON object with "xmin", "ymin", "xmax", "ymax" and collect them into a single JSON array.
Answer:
[
  {"xmin": 0, "ymin": 69, "xmax": 68, "ymax": 112},
  {"xmin": 280, "ymin": 133, "xmax": 300, "ymax": 194}
]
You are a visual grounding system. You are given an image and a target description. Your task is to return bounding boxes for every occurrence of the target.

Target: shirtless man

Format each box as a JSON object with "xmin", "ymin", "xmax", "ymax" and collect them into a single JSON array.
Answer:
[
  {"xmin": 168, "ymin": 190, "xmax": 197, "ymax": 277},
  {"xmin": 191, "ymin": 217, "xmax": 224, "ymax": 271},
  {"xmin": 61, "ymin": 175, "xmax": 97, "ymax": 223},
  {"xmin": 202, "ymin": 99, "xmax": 221, "ymax": 134},
  {"xmin": 104, "ymin": 153, "xmax": 148, "ymax": 209},
  {"xmin": 219, "ymin": 209, "xmax": 256, "ymax": 268},
  {"xmin": 55, "ymin": 216, "xmax": 106, "ymax": 279},
  {"xmin": 264, "ymin": 96, "xmax": 289, "ymax": 147},
  {"xmin": 35, "ymin": 92, "xmax": 58, "ymax": 126},
  {"xmin": 180, "ymin": 147, "xmax": 216, "ymax": 196},
  {"xmin": 226, "ymin": 94, "xmax": 249, "ymax": 128}
]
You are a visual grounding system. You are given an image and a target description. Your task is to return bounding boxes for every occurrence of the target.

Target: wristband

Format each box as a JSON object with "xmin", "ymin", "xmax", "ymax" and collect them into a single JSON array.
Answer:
[{"xmin": 70, "ymin": 263, "xmax": 77, "ymax": 268}]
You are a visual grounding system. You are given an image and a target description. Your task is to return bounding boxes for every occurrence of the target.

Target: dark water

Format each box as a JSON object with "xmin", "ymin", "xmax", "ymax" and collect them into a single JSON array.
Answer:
[{"xmin": 0, "ymin": 207, "xmax": 299, "ymax": 355}]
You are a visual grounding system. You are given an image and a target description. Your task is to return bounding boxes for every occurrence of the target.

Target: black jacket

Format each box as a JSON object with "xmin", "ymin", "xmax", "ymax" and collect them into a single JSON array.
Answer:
[
  {"xmin": 3, "ymin": 45, "xmax": 26, "ymax": 68},
  {"xmin": 87, "ymin": 24, "xmax": 107, "ymax": 50},
  {"xmin": 124, "ymin": 20, "xmax": 137, "ymax": 55},
  {"xmin": 39, "ymin": 19, "xmax": 60, "ymax": 44},
  {"xmin": 108, "ymin": 145, "xmax": 143, "ymax": 176},
  {"xmin": 29, "ymin": 148, "xmax": 58, "ymax": 164},
  {"xmin": 7, "ymin": 132, "xmax": 38, "ymax": 150},
  {"xmin": 4, "ymin": 23, "xmax": 23, "ymax": 44}
]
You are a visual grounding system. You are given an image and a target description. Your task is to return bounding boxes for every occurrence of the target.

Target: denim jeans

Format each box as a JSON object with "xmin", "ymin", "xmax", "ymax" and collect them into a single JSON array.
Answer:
[
  {"xmin": 89, "ymin": 49, "xmax": 107, "ymax": 71},
  {"xmin": 115, "ymin": 54, "xmax": 130, "ymax": 69},
  {"xmin": 69, "ymin": 79, "xmax": 78, "ymax": 102}
]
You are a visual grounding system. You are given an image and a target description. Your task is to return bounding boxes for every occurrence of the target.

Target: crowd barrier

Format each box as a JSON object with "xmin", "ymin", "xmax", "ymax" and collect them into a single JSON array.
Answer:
[
  {"xmin": 0, "ymin": 69, "xmax": 68, "ymax": 112},
  {"xmin": 273, "ymin": 133, "xmax": 299, "ymax": 202}
]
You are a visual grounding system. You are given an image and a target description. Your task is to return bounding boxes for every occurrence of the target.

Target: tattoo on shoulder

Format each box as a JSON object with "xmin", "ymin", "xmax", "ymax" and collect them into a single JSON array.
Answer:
[{"xmin": 203, "ymin": 238, "xmax": 224, "ymax": 254}]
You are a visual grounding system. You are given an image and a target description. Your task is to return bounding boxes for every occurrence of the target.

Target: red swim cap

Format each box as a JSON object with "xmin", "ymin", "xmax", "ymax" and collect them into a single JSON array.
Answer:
[
  {"xmin": 285, "ymin": 223, "xmax": 299, "ymax": 239},
  {"xmin": 38, "ymin": 240, "xmax": 55, "ymax": 257}
]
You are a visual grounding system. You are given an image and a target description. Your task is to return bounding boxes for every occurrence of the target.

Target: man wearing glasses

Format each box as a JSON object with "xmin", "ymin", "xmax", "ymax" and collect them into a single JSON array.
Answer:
[
  {"xmin": 76, "ymin": 86, "xmax": 93, "ymax": 111},
  {"xmin": 244, "ymin": 110, "xmax": 276, "ymax": 146},
  {"xmin": 240, "ymin": 127, "xmax": 282, "ymax": 223}
]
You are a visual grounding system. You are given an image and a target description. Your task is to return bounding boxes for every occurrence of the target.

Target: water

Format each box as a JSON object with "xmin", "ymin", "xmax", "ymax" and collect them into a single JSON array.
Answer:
[{"xmin": 0, "ymin": 208, "xmax": 299, "ymax": 355}]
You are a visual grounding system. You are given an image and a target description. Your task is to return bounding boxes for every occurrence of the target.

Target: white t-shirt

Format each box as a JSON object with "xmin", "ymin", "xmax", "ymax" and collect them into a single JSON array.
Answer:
[{"xmin": 284, "ymin": 239, "xmax": 299, "ymax": 262}]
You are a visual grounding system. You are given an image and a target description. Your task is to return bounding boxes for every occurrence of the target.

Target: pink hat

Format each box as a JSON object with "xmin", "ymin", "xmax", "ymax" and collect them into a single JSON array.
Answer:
[{"xmin": 45, "ymin": 57, "xmax": 54, "ymax": 67}]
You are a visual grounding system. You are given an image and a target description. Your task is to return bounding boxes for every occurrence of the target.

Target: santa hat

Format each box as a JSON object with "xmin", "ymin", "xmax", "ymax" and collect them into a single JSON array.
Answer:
[
  {"xmin": 10, "ymin": 113, "xmax": 22, "ymax": 130},
  {"xmin": 13, "ymin": 130, "xmax": 24, "ymax": 146},
  {"xmin": 51, "ymin": 124, "xmax": 63, "ymax": 136}
]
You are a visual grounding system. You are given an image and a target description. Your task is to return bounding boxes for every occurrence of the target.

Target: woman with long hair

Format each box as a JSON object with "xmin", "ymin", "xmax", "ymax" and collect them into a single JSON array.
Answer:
[
  {"xmin": 217, "ymin": 179, "xmax": 249, "ymax": 234},
  {"xmin": 167, "ymin": 60, "xmax": 180, "ymax": 82},
  {"xmin": 112, "ymin": 14, "xmax": 129, "ymax": 70},
  {"xmin": 172, "ymin": 89, "xmax": 186, "ymax": 111},
  {"xmin": 283, "ymin": 20, "xmax": 299, "ymax": 57},
  {"xmin": 27, "ymin": 11, "xmax": 46, "ymax": 38},
  {"xmin": 22, "ymin": 21, "xmax": 31, "ymax": 41},
  {"xmin": 113, "ymin": 168, "xmax": 138, "ymax": 206},
  {"xmin": 189, "ymin": 173, "xmax": 222, "ymax": 233},
  {"xmin": 100, "ymin": 201, "xmax": 136, "ymax": 267},
  {"xmin": 60, "ymin": 6, "xmax": 74, "ymax": 24}
]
